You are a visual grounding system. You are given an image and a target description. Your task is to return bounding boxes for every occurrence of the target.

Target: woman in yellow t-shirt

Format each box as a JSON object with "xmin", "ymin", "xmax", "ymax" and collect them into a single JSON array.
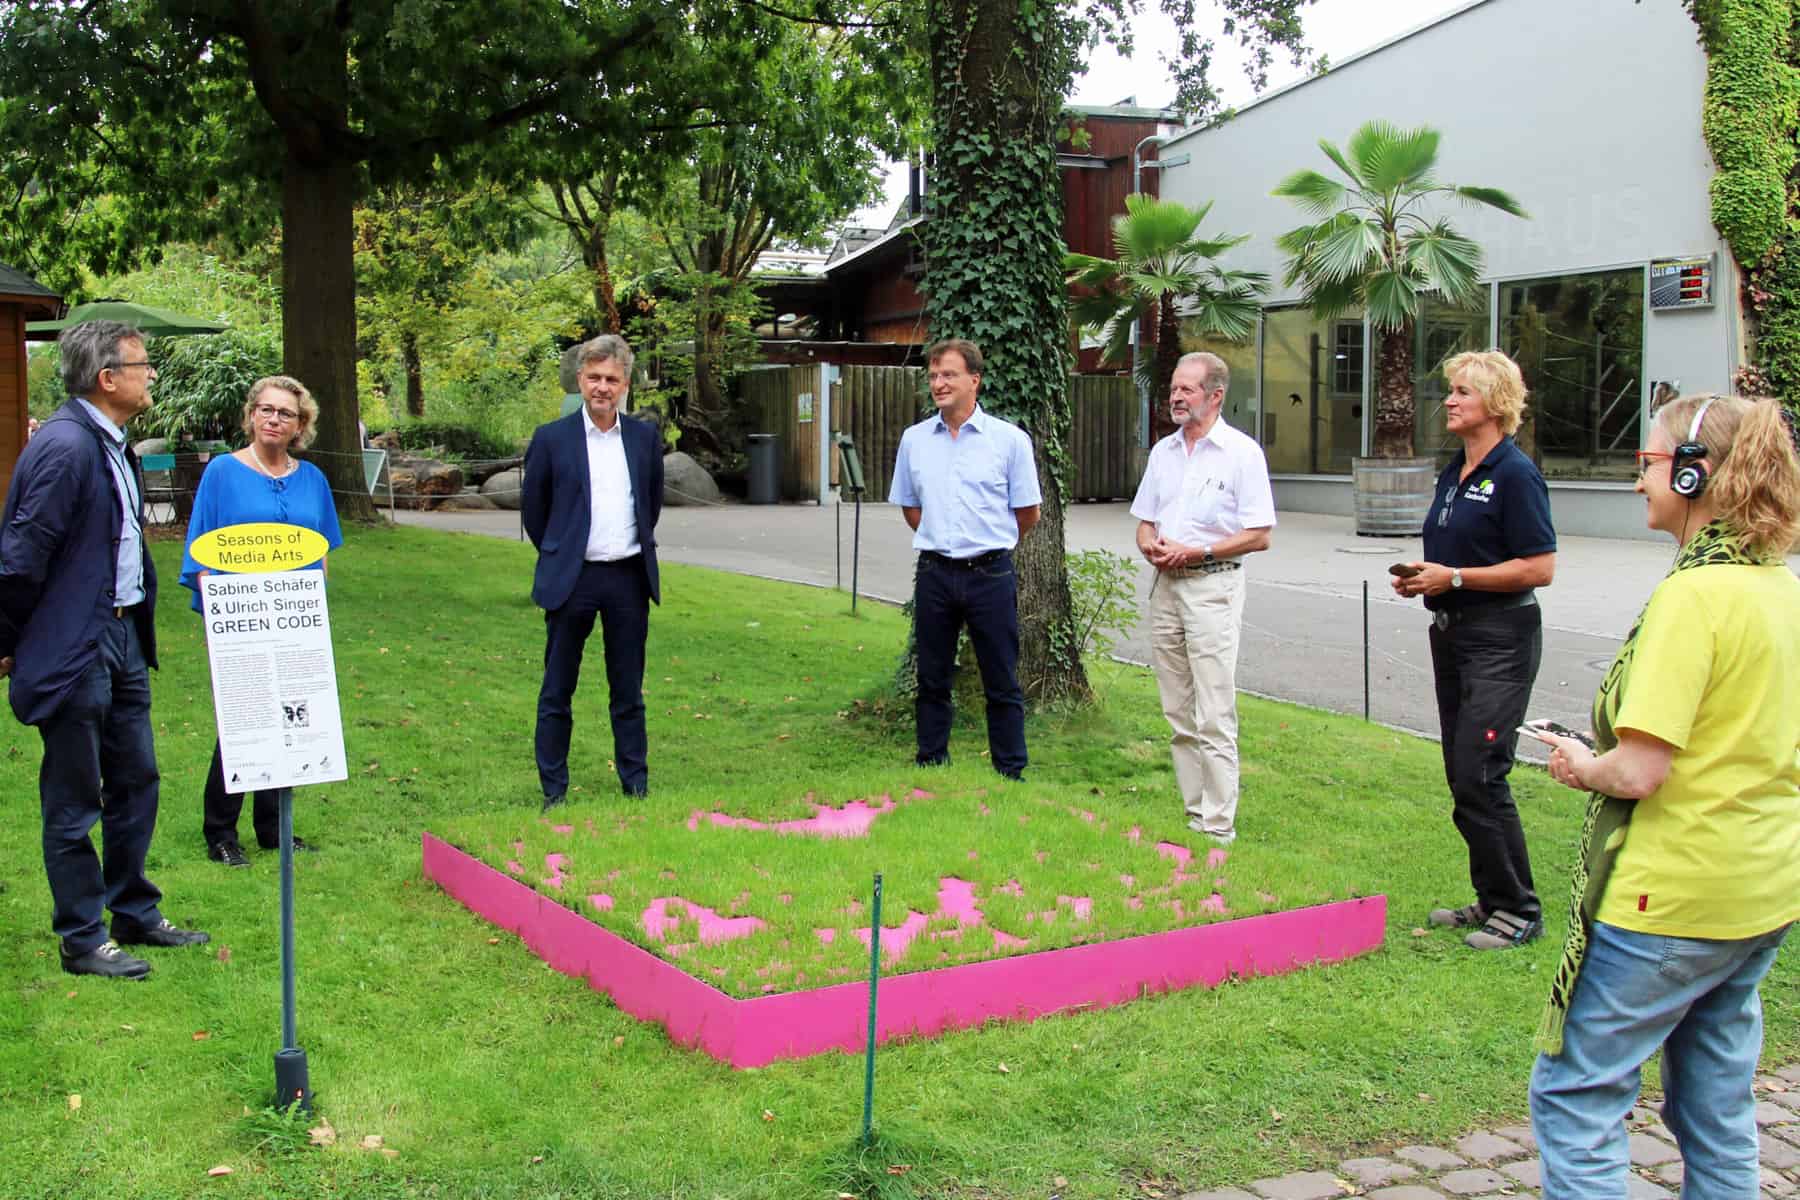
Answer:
[{"xmin": 1525, "ymin": 393, "xmax": 1800, "ymax": 1199}]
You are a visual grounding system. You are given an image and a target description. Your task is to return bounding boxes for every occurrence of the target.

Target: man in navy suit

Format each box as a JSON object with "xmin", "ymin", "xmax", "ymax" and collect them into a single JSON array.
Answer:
[
  {"xmin": 0, "ymin": 320, "xmax": 209, "ymax": 979},
  {"xmin": 523, "ymin": 334, "xmax": 663, "ymax": 807}
]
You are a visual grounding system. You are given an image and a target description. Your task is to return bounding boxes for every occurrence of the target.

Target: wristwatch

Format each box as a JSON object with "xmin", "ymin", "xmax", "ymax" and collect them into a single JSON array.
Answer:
[
  {"xmin": 1201, "ymin": 545, "xmax": 1215, "ymax": 564},
  {"xmin": 1450, "ymin": 569, "xmax": 1464, "ymax": 590}
]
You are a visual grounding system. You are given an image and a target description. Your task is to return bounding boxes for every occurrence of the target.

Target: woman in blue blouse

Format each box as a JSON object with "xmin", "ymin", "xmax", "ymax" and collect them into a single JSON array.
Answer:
[{"xmin": 180, "ymin": 376, "xmax": 343, "ymax": 866}]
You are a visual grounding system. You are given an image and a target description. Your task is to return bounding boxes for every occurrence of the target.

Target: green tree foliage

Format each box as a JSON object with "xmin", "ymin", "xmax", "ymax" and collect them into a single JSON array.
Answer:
[
  {"xmin": 1273, "ymin": 122, "xmax": 1526, "ymax": 458},
  {"xmin": 0, "ymin": 0, "xmax": 767, "ymax": 518},
  {"xmin": 1065, "ymin": 194, "xmax": 1268, "ymax": 441},
  {"xmin": 654, "ymin": 18, "xmax": 911, "ymax": 463},
  {"xmin": 355, "ymin": 184, "xmax": 534, "ymax": 419},
  {"xmin": 136, "ymin": 329, "xmax": 283, "ymax": 446}
]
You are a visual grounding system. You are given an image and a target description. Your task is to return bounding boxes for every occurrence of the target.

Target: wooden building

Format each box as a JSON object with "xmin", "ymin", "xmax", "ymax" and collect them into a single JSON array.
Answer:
[
  {"xmin": 756, "ymin": 104, "xmax": 1181, "ymax": 371},
  {"xmin": 0, "ymin": 262, "xmax": 63, "ymax": 501}
]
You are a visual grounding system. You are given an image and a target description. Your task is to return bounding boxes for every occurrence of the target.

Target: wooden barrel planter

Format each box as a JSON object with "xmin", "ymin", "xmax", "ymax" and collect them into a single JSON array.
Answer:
[{"xmin": 1352, "ymin": 456, "xmax": 1436, "ymax": 537}]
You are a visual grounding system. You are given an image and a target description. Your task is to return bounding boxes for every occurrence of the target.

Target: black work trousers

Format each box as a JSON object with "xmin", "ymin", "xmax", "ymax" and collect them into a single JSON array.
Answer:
[{"xmin": 1428, "ymin": 603, "xmax": 1543, "ymax": 922}]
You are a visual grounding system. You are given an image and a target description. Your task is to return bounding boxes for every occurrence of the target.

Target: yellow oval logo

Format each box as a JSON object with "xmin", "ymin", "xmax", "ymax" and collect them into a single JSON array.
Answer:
[{"xmin": 187, "ymin": 523, "xmax": 329, "ymax": 574}]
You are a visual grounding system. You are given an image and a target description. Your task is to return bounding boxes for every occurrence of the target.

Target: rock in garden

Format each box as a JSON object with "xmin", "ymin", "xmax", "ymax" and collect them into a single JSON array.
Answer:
[
  {"xmin": 480, "ymin": 468, "xmax": 524, "ymax": 510},
  {"xmin": 662, "ymin": 451, "xmax": 721, "ymax": 507},
  {"xmin": 435, "ymin": 490, "xmax": 500, "ymax": 511},
  {"xmin": 132, "ymin": 437, "xmax": 170, "ymax": 457}
]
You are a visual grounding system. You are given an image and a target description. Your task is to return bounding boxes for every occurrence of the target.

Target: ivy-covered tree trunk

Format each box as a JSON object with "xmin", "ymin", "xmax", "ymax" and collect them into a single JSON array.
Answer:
[
  {"xmin": 1373, "ymin": 324, "xmax": 1416, "ymax": 458},
  {"xmin": 921, "ymin": 0, "xmax": 1089, "ymax": 705}
]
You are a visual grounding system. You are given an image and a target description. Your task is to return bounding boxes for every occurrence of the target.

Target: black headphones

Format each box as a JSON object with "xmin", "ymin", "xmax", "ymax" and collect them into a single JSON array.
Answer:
[{"xmin": 1670, "ymin": 396, "xmax": 1714, "ymax": 500}]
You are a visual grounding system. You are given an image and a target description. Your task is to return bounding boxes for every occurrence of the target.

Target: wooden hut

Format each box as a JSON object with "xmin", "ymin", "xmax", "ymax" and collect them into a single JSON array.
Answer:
[{"xmin": 0, "ymin": 262, "xmax": 63, "ymax": 501}]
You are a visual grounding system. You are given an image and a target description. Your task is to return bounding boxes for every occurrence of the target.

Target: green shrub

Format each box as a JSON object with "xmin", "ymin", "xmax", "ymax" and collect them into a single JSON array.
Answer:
[
  {"xmin": 386, "ymin": 420, "xmax": 518, "ymax": 462},
  {"xmin": 136, "ymin": 329, "xmax": 281, "ymax": 445}
]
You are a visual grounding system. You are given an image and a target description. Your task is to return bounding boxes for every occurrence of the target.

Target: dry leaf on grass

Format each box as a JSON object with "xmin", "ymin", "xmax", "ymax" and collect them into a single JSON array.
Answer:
[
  {"xmin": 192, "ymin": 1031, "xmax": 210, "ymax": 1042},
  {"xmin": 67, "ymin": 1094, "xmax": 80, "ymax": 1111},
  {"xmin": 1269, "ymin": 1107, "xmax": 1283, "ymax": 1123},
  {"xmin": 1411, "ymin": 927, "xmax": 1429, "ymax": 937},
  {"xmin": 216, "ymin": 947, "xmax": 231, "ymax": 964},
  {"xmin": 886, "ymin": 1165, "xmax": 911, "ymax": 1176},
  {"xmin": 308, "ymin": 1119, "xmax": 336, "ymax": 1147},
  {"xmin": 996, "ymin": 1062, "xmax": 1009, "ymax": 1074},
  {"xmin": 613, "ymin": 1036, "xmax": 625, "ymax": 1047},
  {"xmin": 380, "ymin": 1148, "xmax": 399, "ymax": 1160},
  {"xmin": 1054, "ymin": 1177, "xmax": 1068, "ymax": 1188},
  {"xmin": 360, "ymin": 1134, "xmax": 384, "ymax": 1150},
  {"xmin": 530, "ymin": 1155, "xmax": 544, "ymax": 1164},
  {"xmin": 206, "ymin": 1165, "xmax": 233, "ymax": 1177},
  {"xmin": 761, "ymin": 1110, "xmax": 775, "ymax": 1122}
]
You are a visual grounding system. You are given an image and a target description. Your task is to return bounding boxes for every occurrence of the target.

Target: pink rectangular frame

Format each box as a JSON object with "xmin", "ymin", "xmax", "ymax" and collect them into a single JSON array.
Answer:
[{"xmin": 424, "ymin": 833, "xmax": 1387, "ymax": 1068}]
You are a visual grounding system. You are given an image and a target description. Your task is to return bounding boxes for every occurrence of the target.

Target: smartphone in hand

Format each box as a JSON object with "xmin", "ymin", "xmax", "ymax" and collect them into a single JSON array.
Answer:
[
  {"xmin": 1517, "ymin": 719, "xmax": 1596, "ymax": 749},
  {"xmin": 1388, "ymin": 563, "xmax": 1423, "ymax": 578}
]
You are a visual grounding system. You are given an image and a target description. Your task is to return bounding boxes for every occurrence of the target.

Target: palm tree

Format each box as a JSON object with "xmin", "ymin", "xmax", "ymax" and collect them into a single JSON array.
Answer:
[
  {"xmin": 1273, "ymin": 121, "xmax": 1526, "ymax": 457},
  {"xmin": 1065, "ymin": 193, "xmax": 1268, "ymax": 442}
]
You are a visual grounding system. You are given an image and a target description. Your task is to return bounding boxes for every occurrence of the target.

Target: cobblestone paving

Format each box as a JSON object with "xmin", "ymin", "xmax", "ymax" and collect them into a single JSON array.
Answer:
[{"xmin": 1179, "ymin": 1063, "xmax": 1800, "ymax": 1200}]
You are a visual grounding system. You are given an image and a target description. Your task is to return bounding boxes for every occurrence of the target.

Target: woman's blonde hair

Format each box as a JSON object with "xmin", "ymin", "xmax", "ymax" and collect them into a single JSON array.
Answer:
[
  {"xmin": 1653, "ymin": 393, "xmax": 1800, "ymax": 557},
  {"xmin": 240, "ymin": 375, "xmax": 319, "ymax": 451},
  {"xmin": 1442, "ymin": 349, "xmax": 1529, "ymax": 436}
]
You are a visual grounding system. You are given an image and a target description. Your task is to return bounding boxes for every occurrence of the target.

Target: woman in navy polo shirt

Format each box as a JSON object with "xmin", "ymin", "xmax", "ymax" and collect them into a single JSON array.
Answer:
[{"xmin": 1393, "ymin": 350, "xmax": 1557, "ymax": 950}]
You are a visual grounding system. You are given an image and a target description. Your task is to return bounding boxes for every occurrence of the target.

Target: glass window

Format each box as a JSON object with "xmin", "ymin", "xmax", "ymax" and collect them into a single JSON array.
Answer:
[
  {"xmin": 1412, "ymin": 292, "xmax": 1494, "ymax": 461},
  {"xmin": 1258, "ymin": 306, "xmax": 1363, "ymax": 475},
  {"xmin": 1500, "ymin": 269, "xmax": 1644, "ymax": 481},
  {"xmin": 1176, "ymin": 326, "xmax": 1259, "ymax": 437}
]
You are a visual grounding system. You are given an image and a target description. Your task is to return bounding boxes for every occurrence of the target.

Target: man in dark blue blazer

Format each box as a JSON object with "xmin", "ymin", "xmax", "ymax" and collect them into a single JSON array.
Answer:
[
  {"xmin": 522, "ymin": 334, "xmax": 663, "ymax": 807},
  {"xmin": 0, "ymin": 320, "xmax": 209, "ymax": 979}
]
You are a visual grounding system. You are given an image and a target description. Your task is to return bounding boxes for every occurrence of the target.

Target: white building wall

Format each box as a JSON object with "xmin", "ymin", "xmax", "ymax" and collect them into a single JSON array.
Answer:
[{"xmin": 1156, "ymin": 0, "xmax": 1734, "ymax": 538}]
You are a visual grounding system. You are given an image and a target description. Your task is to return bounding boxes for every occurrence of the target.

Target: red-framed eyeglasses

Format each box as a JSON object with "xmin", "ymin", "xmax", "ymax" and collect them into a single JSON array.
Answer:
[{"xmin": 1634, "ymin": 450, "xmax": 1675, "ymax": 477}]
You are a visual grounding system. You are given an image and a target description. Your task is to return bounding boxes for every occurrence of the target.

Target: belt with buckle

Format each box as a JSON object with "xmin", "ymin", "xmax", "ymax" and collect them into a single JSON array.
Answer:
[
  {"xmin": 921, "ymin": 549, "xmax": 1010, "ymax": 568},
  {"xmin": 112, "ymin": 603, "xmax": 136, "ymax": 619},
  {"xmin": 1169, "ymin": 559, "xmax": 1241, "ymax": 578},
  {"xmin": 1431, "ymin": 591, "xmax": 1537, "ymax": 631}
]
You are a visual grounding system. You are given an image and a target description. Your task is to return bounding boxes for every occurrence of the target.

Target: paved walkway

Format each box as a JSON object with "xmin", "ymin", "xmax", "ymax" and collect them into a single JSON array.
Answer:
[{"xmin": 1184, "ymin": 1064, "xmax": 1800, "ymax": 1200}]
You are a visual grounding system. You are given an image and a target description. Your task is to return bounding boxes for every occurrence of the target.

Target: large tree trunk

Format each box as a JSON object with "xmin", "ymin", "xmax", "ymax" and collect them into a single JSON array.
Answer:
[
  {"xmin": 584, "ymin": 212, "xmax": 621, "ymax": 334},
  {"xmin": 284, "ymin": 155, "xmax": 374, "ymax": 520},
  {"xmin": 1014, "ymin": 446, "xmax": 1085, "ymax": 703},
  {"xmin": 401, "ymin": 330, "xmax": 424, "ymax": 417},
  {"xmin": 921, "ymin": 0, "xmax": 1088, "ymax": 705},
  {"xmin": 1372, "ymin": 323, "xmax": 1416, "ymax": 458}
]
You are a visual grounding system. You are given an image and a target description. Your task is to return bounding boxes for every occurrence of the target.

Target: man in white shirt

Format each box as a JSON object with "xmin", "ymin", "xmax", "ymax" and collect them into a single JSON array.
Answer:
[
  {"xmin": 1130, "ymin": 352, "xmax": 1275, "ymax": 843},
  {"xmin": 522, "ymin": 335, "xmax": 664, "ymax": 807}
]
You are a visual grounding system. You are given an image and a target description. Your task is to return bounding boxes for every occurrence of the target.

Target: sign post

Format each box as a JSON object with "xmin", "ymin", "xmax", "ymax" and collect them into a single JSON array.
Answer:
[{"xmin": 189, "ymin": 522, "xmax": 348, "ymax": 1112}]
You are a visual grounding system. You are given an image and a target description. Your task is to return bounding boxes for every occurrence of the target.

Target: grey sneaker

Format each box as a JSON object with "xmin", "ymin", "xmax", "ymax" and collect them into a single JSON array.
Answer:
[
  {"xmin": 1428, "ymin": 902, "xmax": 1487, "ymax": 929},
  {"xmin": 1465, "ymin": 909, "xmax": 1543, "ymax": 950}
]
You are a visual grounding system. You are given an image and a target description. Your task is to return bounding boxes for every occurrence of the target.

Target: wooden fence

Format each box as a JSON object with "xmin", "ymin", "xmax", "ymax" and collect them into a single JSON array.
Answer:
[{"xmin": 737, "ymin": 366, "xmax": 1138, "ymax": 503}]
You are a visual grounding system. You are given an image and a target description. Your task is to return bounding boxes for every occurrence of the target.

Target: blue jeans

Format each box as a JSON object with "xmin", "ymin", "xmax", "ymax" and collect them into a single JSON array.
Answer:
[
  {"xmin": 1530, "ymin": 920, "xmax": 1791, "ymax": 1199},
  {"xmin": 912, "ymin": 551, "xmax": 1026, "ymax": 776},
  {"xmin": 37, "ymin": 613, "xmax": 165, "ymax": 955}
]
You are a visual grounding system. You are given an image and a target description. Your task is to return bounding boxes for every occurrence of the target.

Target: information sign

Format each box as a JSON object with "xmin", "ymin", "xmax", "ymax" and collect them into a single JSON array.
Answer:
[{"xmin": 192, "ymin": 524, "xmax": 347, "ymax": 794}]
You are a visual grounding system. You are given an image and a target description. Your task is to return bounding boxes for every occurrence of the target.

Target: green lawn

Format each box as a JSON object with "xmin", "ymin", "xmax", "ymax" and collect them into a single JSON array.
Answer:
[{"xmin": 1, "ymin": 525, "xmax": 1793, "ymax": 1200}]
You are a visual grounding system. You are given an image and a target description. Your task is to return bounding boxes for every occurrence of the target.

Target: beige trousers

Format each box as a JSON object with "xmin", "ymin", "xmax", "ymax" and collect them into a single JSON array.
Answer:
[{"xmin": 1148, "ymin": 567, "xmax": 1245, "ymax": 838}]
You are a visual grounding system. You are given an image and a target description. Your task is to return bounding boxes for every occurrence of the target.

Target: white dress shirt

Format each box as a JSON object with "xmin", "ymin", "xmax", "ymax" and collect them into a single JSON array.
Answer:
[
  {"xmin": 582, "ymin": 407, "xmax": 640, "ymax": 561},
  {"xmin": 1129, "ymin": 418, "xmax": 1276, "ymax": 547}
]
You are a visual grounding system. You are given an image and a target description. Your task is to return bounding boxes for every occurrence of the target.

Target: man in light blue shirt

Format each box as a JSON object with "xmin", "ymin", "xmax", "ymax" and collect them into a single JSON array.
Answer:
[{"xmin": 888, "ymin": 339, "xmax": 1041, "ymax": 778}]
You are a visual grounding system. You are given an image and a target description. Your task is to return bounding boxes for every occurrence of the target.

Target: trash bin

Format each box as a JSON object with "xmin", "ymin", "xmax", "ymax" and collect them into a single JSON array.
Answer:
[{"xmin": 747, "ymin": 433, "xmax": 779, "ymax": 504}]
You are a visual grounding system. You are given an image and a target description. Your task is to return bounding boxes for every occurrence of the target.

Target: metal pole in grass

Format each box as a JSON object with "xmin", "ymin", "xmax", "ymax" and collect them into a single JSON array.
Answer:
[
  {"xmin": 861, "ymin": 872, "xmax": 883, "ymax": 1147},
  {"xmin": 851, "ymin": 491, "xmax": 862, "ymax": 615},
  {"xmin": 273, "ymin": 787, "xmax": 311, "ymax": 1112},
  {"xmin": 1362, "ymin": 580, "xmax": 1370, "ymax": 721},
  {"xmin": 836, "ymin": 492, "xmax": 843, "ymax": 591}
]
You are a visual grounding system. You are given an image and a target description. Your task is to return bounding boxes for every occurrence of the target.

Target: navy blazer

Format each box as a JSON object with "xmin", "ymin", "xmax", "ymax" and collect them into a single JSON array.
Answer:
[
  {"xmin": 521, "ymin": 409, "xmax": 663, "ymax": 611},
  {"xmin": 0, "ymin": 399, "xmax": 159, "ymax": 726}
]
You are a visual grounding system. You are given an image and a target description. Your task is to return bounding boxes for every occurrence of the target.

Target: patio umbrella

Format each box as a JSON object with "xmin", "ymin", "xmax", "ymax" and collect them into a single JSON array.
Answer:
[{"xmin": 25, "ymin": 298, "xmax": 228, "ymax": 340}]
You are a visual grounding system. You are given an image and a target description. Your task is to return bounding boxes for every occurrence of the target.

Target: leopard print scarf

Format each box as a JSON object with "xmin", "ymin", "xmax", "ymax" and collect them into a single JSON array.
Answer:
[{"xmin": 1536, "ymin": 520, "xmax": 1770, "ymax": 1054}]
